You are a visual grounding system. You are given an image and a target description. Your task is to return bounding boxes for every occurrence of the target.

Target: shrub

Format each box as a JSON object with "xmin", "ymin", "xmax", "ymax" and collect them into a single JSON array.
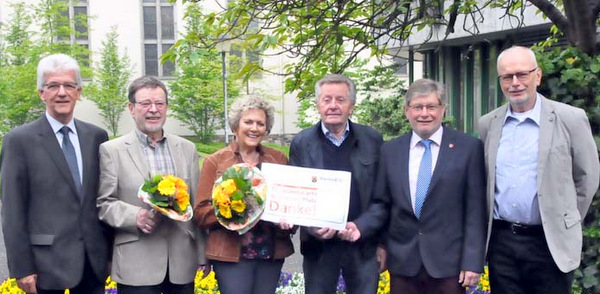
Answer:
[
  {"xmin": 196, "ymin": 142, "xmax": 225, "ymax": 155},
  {"xmin": 534, "ymin": 45, "xmax": 600, "ymax": 294}
]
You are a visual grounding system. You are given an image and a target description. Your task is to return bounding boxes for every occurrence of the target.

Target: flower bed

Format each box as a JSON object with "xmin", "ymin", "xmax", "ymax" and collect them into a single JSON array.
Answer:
[{"xmin": 0, "ymin": 267, "xmax": 490, "ymax": 294}]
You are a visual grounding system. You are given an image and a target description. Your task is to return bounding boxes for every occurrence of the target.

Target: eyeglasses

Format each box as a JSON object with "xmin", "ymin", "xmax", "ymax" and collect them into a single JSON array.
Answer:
[
  {"xmin": 44, "ymin": 82, "xmax": 79, "ymax": 93},
  {"xmin": 134, "ymin": 100, "xmax": 167, "ymax": 110},
  {"xmin": 408, "ymin": 104, "xmax": 443, "ymax": 112},
  {"xmin": 498, "ymin": 68, "xmax": 538, "ymax": 83}
]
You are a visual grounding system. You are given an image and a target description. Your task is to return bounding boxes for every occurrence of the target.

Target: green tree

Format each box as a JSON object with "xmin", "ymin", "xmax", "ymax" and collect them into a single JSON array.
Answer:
[
  {"xmin": 169, "ymin": 0, "xmax": 597, "ymax": 95},
  {"xmin": 167, "ymin": 3, "xmax": 241, "ymax": 142},
  {"xmin": 36, "ymin": 0, "xmax": 91, "ymax": 67},
  {"xmin": 0, "ymin": 2, "xmax": 45, "ymax": 137},
  {"xmin": 87, "ymin": 27, "xmax": 132, "ymax": 137},
  {"xmin": 0, "ymin": 0, "xmax": 92, "ymax": 138},
  {"xmin": 354, "ymin": 64, "xmax": 410, "ymax": 140},
  {"xmin": 533, "ymin": 45, "xmax": 600, "ymax": 293}
]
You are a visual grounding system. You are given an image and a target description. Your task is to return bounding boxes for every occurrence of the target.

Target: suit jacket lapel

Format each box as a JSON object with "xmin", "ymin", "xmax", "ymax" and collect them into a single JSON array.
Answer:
[
  {"xmin": 429, "ymin": 128, "xmax": 455, "ymax": 194},
  {"xmin": 75, "ymin": 120, "xmax": 92, "ymax": 200},
  {"xmin": 38, "ymin": 117, "xmax": 80, "ymax": 198},
  {"xmin": 487, "ymin": 105, "xmax": 507, "ymax": 182},
  {"xmin": 537, "ymin": 96, "xmax": 555, "ymax": 188},
  {"xmin": 307, "ymin": 125, "xmax": 324, "ymax": 169},
  {"xmin": 125, "ymin": 132, "xmax": 151, "ymax": 179},
  {"xmin": 166, "ymin": 134, "xmax": 183, "ymax": 177},
  {"xmin": 397, "ymin": 136, "xmax": 412, "ymax": 206}
]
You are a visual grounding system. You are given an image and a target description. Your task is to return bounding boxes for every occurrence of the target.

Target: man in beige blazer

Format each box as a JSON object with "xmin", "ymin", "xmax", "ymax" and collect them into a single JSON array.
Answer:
[
  {"xmin": 97, "ymin": 76, "xmax": 205, "ymax": 294},
  {"xmin": 479, "ymin": 46, "xmax": 599, "ymax": 294}
]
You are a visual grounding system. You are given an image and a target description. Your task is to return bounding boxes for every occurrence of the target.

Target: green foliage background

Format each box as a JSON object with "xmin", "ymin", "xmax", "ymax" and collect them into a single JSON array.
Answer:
[
  {"xmin": 534, "ymin": 45, "xmax": 600, "ymax": 294},
  {"xmin": 354, "ymin": 64, "xmax": 410, "ymax": 140},
  {"xmin": 0, "ymin": 0, "xmax": 92, "ymax": 138},
  {"xmin": 165, "ymin": 3, "xmax": 242, "ymax": 142},
  {"xmin": 86, "ymin": 27, "xmax": 132, "ymax": 137}
]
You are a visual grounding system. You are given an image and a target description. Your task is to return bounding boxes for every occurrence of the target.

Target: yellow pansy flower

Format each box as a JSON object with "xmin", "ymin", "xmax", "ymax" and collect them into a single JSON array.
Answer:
[
  {"xmin": 157, "ymin": 176, "xmax": 176, "ymax": 196},
  {"xmin": 221, "ymin": 179, "xmax": 237, "ymax": 194},
  {"xmin": 219, "ymin": 203, "xmax": 232, "ymax": 219},
  {"xmin": 175, "ymin": 177, "xmax": 188, "ymax": 190},
  {"xmin": 231, "ymin": 200, "xmax": 246, "ymax": 213},
  {"xmin": 212, "ymin": 187, "xmax": 230, "ymax": 205}
]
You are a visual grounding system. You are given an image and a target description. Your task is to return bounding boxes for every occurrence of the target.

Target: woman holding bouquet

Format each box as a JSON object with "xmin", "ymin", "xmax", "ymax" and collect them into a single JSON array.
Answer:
[{"xmin": 193, "ymin": 96, "xmax": 295, "ymax": 294}]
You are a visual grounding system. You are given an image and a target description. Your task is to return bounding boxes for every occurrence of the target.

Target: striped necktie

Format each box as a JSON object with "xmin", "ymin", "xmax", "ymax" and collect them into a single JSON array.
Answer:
[
  {"xmin": 415, "ymin": 139, "xmax": 432, "ymax": 218},
  {"xmin": 60, "ymin": 126, "xmax": 82, "ymax": 195}
]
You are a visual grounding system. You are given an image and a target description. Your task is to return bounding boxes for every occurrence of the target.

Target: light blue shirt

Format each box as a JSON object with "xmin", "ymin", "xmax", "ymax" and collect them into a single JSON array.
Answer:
[
  {"xmin": 494, "ymin": 95, "xmax": 542, "ymax": 224},
  {"xmin": 46, "ymin": 112, "xmax": 83, "ymax": 184},
  {"xmin": 321, "ymin": 121, "xmax": 350, "ymax": 147}
]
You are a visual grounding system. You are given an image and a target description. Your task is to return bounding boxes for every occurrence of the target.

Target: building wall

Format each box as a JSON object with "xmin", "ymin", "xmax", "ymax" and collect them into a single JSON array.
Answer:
[{"xmin": 382, "ymin": 1, "xmax": 553, "ymax": 135}]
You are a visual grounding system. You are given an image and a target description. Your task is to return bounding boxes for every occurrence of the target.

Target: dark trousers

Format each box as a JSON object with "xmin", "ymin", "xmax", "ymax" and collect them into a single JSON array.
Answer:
[
  {"xmin": 212, "ymin": 258, "xmax": 284, "ymax": 294},
  {"xmin": 303, "ymin": 240, "xmax": 379, "ymax": 294},
  {"xmin": 117, "ymin": 267, "xmax": 193, "ymax": 294},
  {"xmin": 38, "ymin": 257, "xmax": 104, "ymax": 294},
  {"xmin": 389, "ymin": 267, "xmax": 464, "ymax": 294},
  {"xmin": 488, "ymin": 221, "xmax": 574, "ymax": 294}
]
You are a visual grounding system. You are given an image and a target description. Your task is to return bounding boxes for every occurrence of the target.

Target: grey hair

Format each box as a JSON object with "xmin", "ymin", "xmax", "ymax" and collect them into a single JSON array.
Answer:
[
  {"xmin": 228, "ymin": 96, "xmax": 275, "ymax": 134},
  {"xmin": 128, "ymin": 76, "xmax": 169, "ymax": 103},
  {"xmin": 405, "ymin": 78, "xmax": 446, "ymax": 106},
  {"xmin": 314, "ymin": 74, "xmax": 357, "ymax": 104},
  {"xmin": 497, "ymin": 46, "xmax": 538, "ymax": 72},
  {"xmin": 37, "ymin": 54, "xmax": 82, "ymax": 90}
]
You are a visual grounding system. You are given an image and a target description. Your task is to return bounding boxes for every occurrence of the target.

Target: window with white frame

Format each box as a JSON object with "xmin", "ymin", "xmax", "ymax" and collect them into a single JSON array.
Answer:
[
  {"xmin": 57, "ymin": 0, "xmax": 89, "ymax": 65},
  {"xmin": 142, "ymin": 0, "xmax": 175, "ymax": 77},
  {"xmin": 394, "ymin": 57, "xmax": 409, "ymax": 76}
]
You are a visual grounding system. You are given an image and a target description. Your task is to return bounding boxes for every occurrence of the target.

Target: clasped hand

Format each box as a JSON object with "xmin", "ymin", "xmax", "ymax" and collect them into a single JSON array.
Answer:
[
  {"xmin": 136, "ymin": 208, "xmax": 161, "ymax": 234},
  {"xmin": 307, "ymin": 222, "xmax": 362, "ymax": 241},
  {"xmin": 337, "ymin": 221, "xmax": 361, "ymax": 242}
]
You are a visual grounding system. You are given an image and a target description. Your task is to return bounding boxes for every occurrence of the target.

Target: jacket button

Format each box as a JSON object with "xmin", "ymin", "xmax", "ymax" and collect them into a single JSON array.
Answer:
[{"xmin": 418, "ymin": 230, "xmax": 423, "ymax": 235}]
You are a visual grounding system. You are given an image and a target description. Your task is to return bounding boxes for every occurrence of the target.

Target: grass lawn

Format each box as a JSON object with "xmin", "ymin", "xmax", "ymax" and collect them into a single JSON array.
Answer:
[{"xmin": 196, "ymin": 141, "xmax": 290, "ymax": 166}]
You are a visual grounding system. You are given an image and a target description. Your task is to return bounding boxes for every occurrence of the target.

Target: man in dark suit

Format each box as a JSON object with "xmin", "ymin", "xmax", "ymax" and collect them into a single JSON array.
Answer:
[
  {"xmin": 289, "ymin": 74, "xmax": 383, "ymax": 294},
  {"xmin": 341, "ymin": 79, "xmax": 487, "ymax": 294},
  {"xmin": 1, "ymin": 54, "xmax": 111, "ymax": 294}
]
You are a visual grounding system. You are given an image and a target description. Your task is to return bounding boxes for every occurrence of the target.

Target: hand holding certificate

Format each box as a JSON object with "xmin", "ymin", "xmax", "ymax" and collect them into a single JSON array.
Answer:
[{"xmin": 260, "ymin": 163, "xmax": 351, "ymax": 230}]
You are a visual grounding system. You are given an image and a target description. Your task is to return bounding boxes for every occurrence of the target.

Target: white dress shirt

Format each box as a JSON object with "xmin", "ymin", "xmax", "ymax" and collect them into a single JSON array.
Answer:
[{"xmin": 408, "ymin": 126, "xmax": 443, "ymax": 214}]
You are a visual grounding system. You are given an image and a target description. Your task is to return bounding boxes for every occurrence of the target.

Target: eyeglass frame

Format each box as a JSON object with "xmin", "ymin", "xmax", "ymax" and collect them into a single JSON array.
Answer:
[
  {"xmin": 43, "ymin": 82, "xmax": 79, "ymax": 93},
  {"xmin": 133, "ymin": 100, "xmax": 168, "ymax": 110},
  {"xmin": 407, "ymin": 103, "xmax": 444, "ymax": 112},
  {"xmin": 497, "ymin": 67, "xmax": 538, "ymax": 84}
]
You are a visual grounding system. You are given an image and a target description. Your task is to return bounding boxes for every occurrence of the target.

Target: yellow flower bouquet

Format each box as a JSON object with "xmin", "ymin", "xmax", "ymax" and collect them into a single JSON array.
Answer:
[
  {"xmin": 212, "ymin": 163, "xmax": 267, "ymax": 234},
  {"xmin": 138, "ymin": 174, "xmax": 193, "ymax": 222}
]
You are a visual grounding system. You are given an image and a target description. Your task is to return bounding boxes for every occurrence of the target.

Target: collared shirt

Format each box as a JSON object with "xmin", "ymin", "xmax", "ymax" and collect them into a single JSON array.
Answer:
[
  {"xmin": 134, "ymin": 129, "xmax": 175, "ymax": 177},
  {"xmin": 408, "ymin": 126, "xmax": 443, "ymax": 213},
  {"xmin": 494, "ymin": 94, "xmax": 542, "ymax": 224},
  {"xmin": 47, "ymin": 112, "xmax": 83, "ymax": 183},
  {"xmin": 321, "ymin": 121, "xmax": 350, "ymax": 147}
]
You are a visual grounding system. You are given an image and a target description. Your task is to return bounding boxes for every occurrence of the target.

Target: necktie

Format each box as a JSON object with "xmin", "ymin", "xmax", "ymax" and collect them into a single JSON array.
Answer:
[
  {"xmin": 415, "ymin": 139, "xmax": 432, "ymax": 219},
  {"xmin": 60, "ymin": 126, "xmax": 82, "ymax": 194}
]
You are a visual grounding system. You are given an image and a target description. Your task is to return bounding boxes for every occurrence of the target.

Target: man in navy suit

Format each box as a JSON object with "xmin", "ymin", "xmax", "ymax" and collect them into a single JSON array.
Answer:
[
  {"xmin": 341, "ymin": 79, "xmax": 487, "ymax": 294},
  {"xmin": 1, "ymin": 54, "xmax": 111, "ymax": 294}
]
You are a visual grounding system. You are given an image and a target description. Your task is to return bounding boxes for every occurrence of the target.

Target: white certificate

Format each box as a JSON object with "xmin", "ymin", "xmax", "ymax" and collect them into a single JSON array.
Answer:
[{"xmin": 260, "ymin": 163, "xmax": 351, "ymax": 230}]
